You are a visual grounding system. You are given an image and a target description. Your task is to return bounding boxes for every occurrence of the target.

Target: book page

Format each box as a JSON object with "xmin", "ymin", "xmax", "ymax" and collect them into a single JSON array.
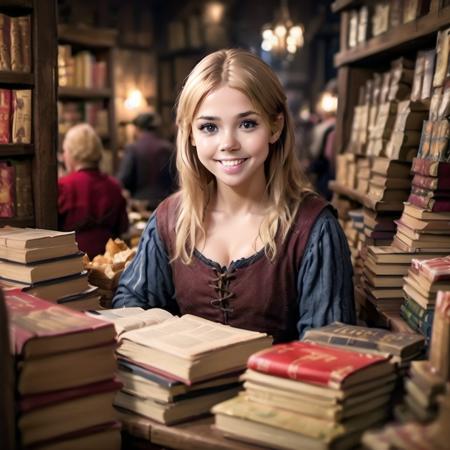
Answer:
[
  {"xmin": 86, "ymin": 308, "xmax": 173, "ymax": 335},
  {"xmin": 122, "ymin": 314, "xmax": 269, "ymax": 359}
]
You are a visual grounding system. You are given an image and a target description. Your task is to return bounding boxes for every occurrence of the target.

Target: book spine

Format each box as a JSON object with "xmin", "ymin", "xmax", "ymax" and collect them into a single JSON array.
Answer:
[
  {"xmin": 412, "ymin": 157, "xmax": 450, "ymax": 177},
  {"xmin": 0, "ymin": 161, "xmax": 15, "ymax": 218},
  {"xmin": 17, "ymin": 16, "xmax": 31, "ymax": 73},
  {"xmin": 403, "ymin": 296, "xmax": 434, "ymax": 324},
  {"xmin": 9, "ymin": 17, "xmax": 22, "ymax": 72},
  {"xmin": 413, "ymin": 174, "xmax": 450, "ymax": 190},
  {"xmin": 0, "ymin": 13, "xmax": 11, "ymax": 71},
  {"xmin": 0, "ymin": 88, "xmax": 11, "ymax": 143},
  {"xmin": 429, "ymin": 291, "xmax": 450, "ymax": 380},
  {"xmin": 12, "ymin": 159, "xmax": 33, "ymax": 217},
  {"xmin": 12, "ymin": 90, "xmax": 32, "ymax": 144},
  {"xmin": 400, "ymin": 305, "xmax": 433, "ymax": 338}
]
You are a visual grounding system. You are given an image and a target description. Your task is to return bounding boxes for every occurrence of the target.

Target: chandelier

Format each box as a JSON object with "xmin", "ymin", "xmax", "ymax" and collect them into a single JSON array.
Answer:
[{"xmin": 261, "ymin": 0, "xmax": 304, "ymax": 56}]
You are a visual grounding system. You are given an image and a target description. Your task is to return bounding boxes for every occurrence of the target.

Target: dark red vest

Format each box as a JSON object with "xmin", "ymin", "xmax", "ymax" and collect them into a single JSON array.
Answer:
[{"xmin": 156, "ymin": 193, "xmax": 328, "ymax": 343}]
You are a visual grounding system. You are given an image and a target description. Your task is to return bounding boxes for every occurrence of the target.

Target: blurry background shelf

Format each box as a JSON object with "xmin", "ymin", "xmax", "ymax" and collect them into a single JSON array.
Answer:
[
  {"xmin": 0, "ymin": 145, "xmax": 34, "ymax": 157},
  {"xmin": 335, "ymin": 6, "xmax": 450, "ymax": 66},
  {"xmin": 58, "ymin": 87, "xmax": 112, "ymax": 99},
  {"xmin": 0, "ymin": 72, "xmax": 33, "ymax": 86}
]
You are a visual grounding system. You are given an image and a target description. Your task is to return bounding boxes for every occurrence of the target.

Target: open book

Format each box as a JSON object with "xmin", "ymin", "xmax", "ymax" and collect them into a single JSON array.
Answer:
[{"xmin": 88, "ymin": 308, "xmax": 273, "ymax": 384}]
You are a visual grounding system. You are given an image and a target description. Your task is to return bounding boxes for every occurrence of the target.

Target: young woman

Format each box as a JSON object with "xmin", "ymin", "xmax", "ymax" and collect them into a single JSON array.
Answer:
[
  {"xmin": 113, "ymin": 49, "xmax": 355, "ymax": 341},
  {"xmin": 58, "ymin": 123, "xmax": 129, "ymax": 259}
]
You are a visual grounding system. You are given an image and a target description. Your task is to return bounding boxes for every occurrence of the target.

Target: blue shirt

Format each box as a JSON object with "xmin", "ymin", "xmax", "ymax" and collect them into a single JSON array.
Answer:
[{"xmin": 113, "ymin": 208, "xmax": 356, "ymax": 338}]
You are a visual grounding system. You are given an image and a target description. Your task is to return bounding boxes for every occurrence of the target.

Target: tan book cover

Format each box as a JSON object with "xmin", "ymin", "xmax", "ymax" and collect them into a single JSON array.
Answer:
[
  {"xmin": 0, "ymin": 227, "xmax": 75, "ymax": 249},
  {"xmin": 0, "ymin": 13, "xmax": 11, "ymax": 70},
  {"xmin": 12, "ymin": 89, "xmax": 32, "ymax": 143},
  {"xmin": 433, "ymin": 27, "xmax": 450, "ymax": 88},
  {"xmin": 9, "ymin": 16, "xmax": 21, "ymax": 71}
]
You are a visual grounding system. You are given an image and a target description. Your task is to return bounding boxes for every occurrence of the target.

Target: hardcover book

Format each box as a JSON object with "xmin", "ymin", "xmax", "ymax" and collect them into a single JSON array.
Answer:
[
  {"xmin": 4, "ymin": 289, "xmax": 115, "ymax": 359},
  {"xmin": 411, "ymin": 256, "xmax": 450, "ymax": 282},
  {"xmin": 0, "ymin": 253, "xmax": 84, "ymax": 284},
  {"xmin": 412, "ymin": 157, "xmax": 450, "ymax": 177},
  {"xmin": 0, "ymin": 13, "xmax": 11, "ymax": 70},
  {"xmin": 12, "ymin": 89, "xmax": 31, "ymax": 143},
  {"xmin": 0, "ymin": 227, "xmax": 75, "ymax": 249},
  {"xmin": 0, "ymin": 161, "xmax": 14, "ymax": 218},
  {"xmin": 433, "ymin": 27, "xmax": 450, "ymax": 88},
  {"xmin": 0, "ymin": 88, "xmax": 11, "ymax": 143},
  {"xmin": 412, "ymin": 173, "xmax": 450, "ymax": 191},
  {"xmin": 247, "ymin": 341, "xmax": 393, "ymax": 390},
  {"xmin": 303, "ymin": 322, "xmax": 424, "ymax": 358}
]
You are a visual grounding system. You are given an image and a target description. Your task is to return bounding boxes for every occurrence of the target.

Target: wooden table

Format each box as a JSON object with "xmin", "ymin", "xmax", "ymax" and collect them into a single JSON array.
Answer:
[{"xmin": 120, "ymin": 412, "xmax": 265, "ymax": 450}]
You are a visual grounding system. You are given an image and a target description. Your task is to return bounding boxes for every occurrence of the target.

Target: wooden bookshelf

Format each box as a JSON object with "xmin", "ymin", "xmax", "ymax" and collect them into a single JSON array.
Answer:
[
  {"xmin": 335, "ymin": 6, "xmax": 450, "ymax": 67},
  {"xmin": 331, "ymin": 0, "xmax": 449, "ymax": 335},
  {"xmin": 0, "ymin": 0, "xmax": 58, "ymax": 229},
  {"xmin": 57, "ymin": 23, "xmax": 118, "ymax": 173}
]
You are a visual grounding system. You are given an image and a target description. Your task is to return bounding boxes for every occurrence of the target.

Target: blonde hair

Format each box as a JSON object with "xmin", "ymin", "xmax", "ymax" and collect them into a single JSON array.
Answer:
[
  {"xmin": 63, "ymin": 123, "xmax": 103, "ymax": 168},
  {"xmin": 175, "ymin": 48, "xmax": 311, "ymax": 264}
]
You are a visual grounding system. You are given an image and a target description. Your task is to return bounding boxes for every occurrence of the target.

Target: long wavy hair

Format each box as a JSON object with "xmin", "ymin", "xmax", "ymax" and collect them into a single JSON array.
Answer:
[{"xmin": 174, "ymin": 48, "xmax": 311, "ymax": 264}]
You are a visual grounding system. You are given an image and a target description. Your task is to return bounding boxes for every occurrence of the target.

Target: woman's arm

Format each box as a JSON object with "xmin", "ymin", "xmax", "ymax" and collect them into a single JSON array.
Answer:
[
  {"xmin": 112, "ymin": 214, "xmax": 177, "ymax": 312},
  {"xmin": 296, "ymin": 208, "xmax": 356, "ymax": 338}
]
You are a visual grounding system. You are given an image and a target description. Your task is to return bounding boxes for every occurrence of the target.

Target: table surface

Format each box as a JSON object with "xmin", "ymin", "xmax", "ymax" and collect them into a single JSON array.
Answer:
[{"xmin": 120, "ymin": 412, "xmax": 266, "ymax": 450}]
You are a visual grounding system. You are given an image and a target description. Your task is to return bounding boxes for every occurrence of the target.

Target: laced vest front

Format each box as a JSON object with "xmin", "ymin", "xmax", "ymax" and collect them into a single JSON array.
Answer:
[{"xmin": 156, "ymin": 193, "xmax": 328, "ymax": 343}]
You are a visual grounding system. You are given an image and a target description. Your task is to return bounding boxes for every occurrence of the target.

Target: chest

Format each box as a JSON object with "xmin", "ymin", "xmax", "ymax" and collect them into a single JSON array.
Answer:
[{"xmin": 198, "ymin": 214, "xmax": 265, "ymax": 267}]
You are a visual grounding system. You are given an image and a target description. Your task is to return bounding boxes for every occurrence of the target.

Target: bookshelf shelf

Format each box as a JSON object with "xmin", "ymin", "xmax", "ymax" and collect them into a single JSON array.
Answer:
[
  {"xmin": 0, "ymin": 216, "xmax": 34, "ymax": 227},
  {"xmin": 335, "ymin": 6, "xmax": 450, "ymax": 67},
  {"xmin": 0, "ymin": 144, "xmax": 34, "ymax": 157},
  {"xmin": 58, "ymin": 86, "xmax": 112, "ymax": 99},
  {"xmin": 329, "ymin": 180, "xmax": 368, "ymax": 204},
  {"xmin": 58, "ymin": 24, "xmax": 117, "ymax": 48},
  {"xmin": 331, "ymin": 0, "xmax": 363, "ymax": 14},
  {"xmin": 0, "ymin": 72, "xmax": 33, "ymax": 86},
  {"xmin": 1, "ymin": 0, "xmax": 32, "ymax": 9}
]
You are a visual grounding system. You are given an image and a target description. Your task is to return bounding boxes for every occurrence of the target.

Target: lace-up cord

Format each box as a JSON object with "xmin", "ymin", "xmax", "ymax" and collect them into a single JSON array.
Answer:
[{"xmin": 208, "ymin": 268, "xmax": 236, "ymax": 323}]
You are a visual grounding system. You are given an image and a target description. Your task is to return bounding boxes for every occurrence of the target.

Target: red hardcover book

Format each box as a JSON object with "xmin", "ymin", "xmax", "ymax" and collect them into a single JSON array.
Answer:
[
  {"xmin": 411, "ymin": 256, "xmax": 450, "ymax": 282},
  {"xmin": 0, "ymin": 88, "xmax": 11, "ymax": 143},
  {"xmin": 247, "ymin": 341, "xmax": 392, "ymax": 390},
  {"xmin": 4, "ymin": 289, "xmax": 116, "ymax": 359},
  {"xmin": 412, "ymin": 157, "xmax": 450, "ymax": 177},
  {"xmin": 407, "ymin": 193, "xmax": 450, "ymax": 212},
  {"xmin": 0, "ymin": 161, "xmax": 15, "ymax": 217},
  {"xmin": 20, "ymin": 378, "xmax": 122, "ymax": 412},
  {"xmin": 412, "ymin": 173, "xmax": 450, "ymax": 190}
]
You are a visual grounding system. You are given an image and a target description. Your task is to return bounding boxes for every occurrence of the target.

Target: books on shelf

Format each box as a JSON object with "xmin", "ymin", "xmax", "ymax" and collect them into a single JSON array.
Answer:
[
  {"xmin": 0, "ymin": 13, "xmax": 31, "ymax": 73},
  {"xmin": 0, "ymin": 160, "xmax": 14, "ymax": 218}
]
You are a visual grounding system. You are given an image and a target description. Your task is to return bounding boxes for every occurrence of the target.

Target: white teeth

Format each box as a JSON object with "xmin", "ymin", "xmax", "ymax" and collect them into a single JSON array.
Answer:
[{"xmin": 220, "ymin": 159, "xmax": 244, "ymax": 167}]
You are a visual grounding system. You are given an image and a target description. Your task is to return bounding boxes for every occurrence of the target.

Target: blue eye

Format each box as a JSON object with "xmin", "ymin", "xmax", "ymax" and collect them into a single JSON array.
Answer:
[
  {"xmin": 198, "ymin": 123, "xmax": 217, "ymax": 133},
  {"xmin": 240, "ymin": 119, "xmax": 257, "ymax": 129}
]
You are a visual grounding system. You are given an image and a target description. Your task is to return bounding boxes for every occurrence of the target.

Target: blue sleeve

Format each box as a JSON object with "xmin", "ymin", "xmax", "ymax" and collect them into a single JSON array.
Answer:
[
  {"xmin": 297, "ymin": 208, "xmax": 356, "ymax": 338},
  {"xmin": 112, "ymin": 214, "xmax": 177, "ymax": 312}
]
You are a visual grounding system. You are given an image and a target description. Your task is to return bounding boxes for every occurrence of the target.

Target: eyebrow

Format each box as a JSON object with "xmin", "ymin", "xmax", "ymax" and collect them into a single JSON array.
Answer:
[{"xmin": 196, "ymin": 110, "xmax": 259, "ymax": 121}]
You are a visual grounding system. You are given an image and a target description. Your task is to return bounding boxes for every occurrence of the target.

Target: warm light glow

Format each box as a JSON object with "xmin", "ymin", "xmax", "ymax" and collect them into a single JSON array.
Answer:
[
  {"xmin": 274, "ymin": 24, "xmax": 287, "ymax": 37},
  {"xmin": 124, "ymin": 89, "xmax": 144, "ymax": 110},
  {"xmin": 320, "ymin": 92, "xmax": 338, "ymax": 113},
  {"xmin": 204, "ymin": 1, "xmax": 225, "ymax": 24},
  {"xmin": 260, "ymin": 1, "xmax": 304, "ymax": 57}
]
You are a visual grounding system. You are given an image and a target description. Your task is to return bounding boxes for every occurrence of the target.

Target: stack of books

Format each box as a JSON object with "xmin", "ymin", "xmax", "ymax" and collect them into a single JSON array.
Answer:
[
  {"xmin": 364, "ymin": 389, "xmax": 450, "ymax": 450},
  {"xmin": 5, "ymin": 289, "xmax": 121, "ymax": 449},
  {"xmin": 393, "ymin": 200, "xmax": 450, "ymax": 253},
  {"xmin": 89, "ymin": 307, "xmax": 272, "ymax": 425},
  {"xmin": 397, "ymin": 290, "xmax": 450, "ymax": 423},
  {"xmin": 0, "ymin": 227, "xmax": 100, "ymax": 310},
  {"xmin": 360, "ymin": 245, "xmax": 441, "ymax": 319},
  {"xmin": 213, "ymin": 341, "xmax": 395, "ymax": 450},
  {"xmin": 401, "ymin": 256, "xmax": 450, "ymax": 340},
  {"xmin": 303, "ymin": 322, "xmax": 425, "ymax": 376}
]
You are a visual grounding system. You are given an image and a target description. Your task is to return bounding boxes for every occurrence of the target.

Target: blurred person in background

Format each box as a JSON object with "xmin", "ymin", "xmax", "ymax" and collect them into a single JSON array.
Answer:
[
  {"xmin": 307, "ymin": 79, "xmax": 338, "ymax": 200},
  {"xmin": 117, "ymin": 112, "xmax": 176, "ymax": 211},
  {"xmin": 58, "ymin": 123, "xmax": 129, "ymax": 259}
]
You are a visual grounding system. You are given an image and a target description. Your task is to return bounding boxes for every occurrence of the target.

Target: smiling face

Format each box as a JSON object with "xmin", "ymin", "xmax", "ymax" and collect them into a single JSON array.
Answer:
[{"xmin": 191, "ymin": 86, "xmax": 281, "ymax": 192}]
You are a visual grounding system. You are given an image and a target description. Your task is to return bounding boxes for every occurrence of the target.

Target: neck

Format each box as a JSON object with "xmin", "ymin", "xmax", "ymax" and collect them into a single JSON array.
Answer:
[{"xmin": 212, "ymin": 179, "xmax": 269, "ymax": 215}]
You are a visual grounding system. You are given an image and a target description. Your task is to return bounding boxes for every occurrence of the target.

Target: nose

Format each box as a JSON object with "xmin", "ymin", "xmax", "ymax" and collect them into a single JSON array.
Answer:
[{"xmin": 220, "ymin": 130, "xmax": 240, "ymax": 152}]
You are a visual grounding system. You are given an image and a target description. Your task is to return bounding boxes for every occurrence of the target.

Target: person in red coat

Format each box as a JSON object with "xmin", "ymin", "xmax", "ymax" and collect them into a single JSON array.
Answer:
[{"xmin": 58, "ymin": 123, "xmax": 129, "ymax": 259}]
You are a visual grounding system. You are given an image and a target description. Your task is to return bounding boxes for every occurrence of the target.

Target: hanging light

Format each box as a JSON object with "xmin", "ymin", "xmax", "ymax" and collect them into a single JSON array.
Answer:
[{"xmin": 261, "ymin": 0, "xmax": 304, "ymax": 56}]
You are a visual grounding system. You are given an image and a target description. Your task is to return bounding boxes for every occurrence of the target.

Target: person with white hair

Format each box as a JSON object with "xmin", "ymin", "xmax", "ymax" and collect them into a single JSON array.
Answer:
[{"xmin": 58, "ymin": 123, "xmax": 129, "ymax": 258}]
